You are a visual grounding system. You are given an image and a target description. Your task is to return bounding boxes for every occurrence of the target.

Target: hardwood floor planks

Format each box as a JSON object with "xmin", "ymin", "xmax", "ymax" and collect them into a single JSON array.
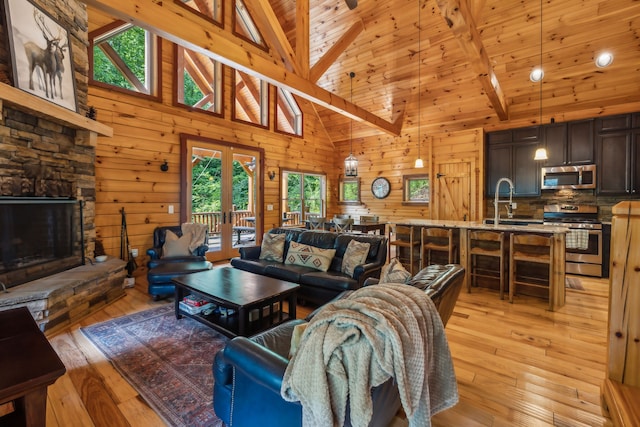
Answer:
[{"xmin": 40, "ymin": 274, "xmax": 612, "ymax": 426}]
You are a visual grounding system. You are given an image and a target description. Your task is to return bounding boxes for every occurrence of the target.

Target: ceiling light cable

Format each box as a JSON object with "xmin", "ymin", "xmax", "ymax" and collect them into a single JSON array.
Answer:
[{"xmin": 414, "ymin": 0, "xmax": 424, "ymax": 168}]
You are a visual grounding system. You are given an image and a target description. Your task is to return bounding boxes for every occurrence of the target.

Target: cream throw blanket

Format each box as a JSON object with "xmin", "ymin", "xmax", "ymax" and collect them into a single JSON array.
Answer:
[
  {"xmin": 181, "ymin": 222, "xmax": 208, "ymax": 254},
  {"xmin": 281, "ymin": 283, "xmax": 458, "ymax": 427}
]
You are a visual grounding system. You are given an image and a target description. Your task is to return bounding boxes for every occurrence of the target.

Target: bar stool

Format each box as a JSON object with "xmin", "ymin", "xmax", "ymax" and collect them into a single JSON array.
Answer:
[
  {"xmin": 509, "ymin": 233, "xmax": 555, "ymax": 310},
  {"xmin": 420, "ymin": 227, "xmax": 456, "ymax": 268},
  {"xmin": 467, "ymin": 230, "xmax": 506, "ymax": 298},
  {"xmin": 388, "ymin": 225, "xmax": 420, "ymax": 275}
]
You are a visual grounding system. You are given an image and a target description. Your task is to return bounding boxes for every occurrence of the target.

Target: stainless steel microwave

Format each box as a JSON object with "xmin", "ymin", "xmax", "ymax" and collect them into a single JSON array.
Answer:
[{"xmin": 541, "ymin": 164, "xmax": 596, "ymax": 190}]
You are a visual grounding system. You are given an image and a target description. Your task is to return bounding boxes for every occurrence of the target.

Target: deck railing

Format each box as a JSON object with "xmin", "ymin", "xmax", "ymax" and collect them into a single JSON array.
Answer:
[{"xmin": 191, "ymin": 210, "xmax": 254, "ymax": 233}]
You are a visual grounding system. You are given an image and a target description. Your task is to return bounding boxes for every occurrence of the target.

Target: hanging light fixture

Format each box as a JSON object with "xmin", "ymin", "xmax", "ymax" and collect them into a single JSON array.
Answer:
[
  {"xmin": 344, "ymin": 72, "xmax": 358, "ymax": 176},
  {"xmin": 533, "ymin": 0, "xmax": 548, "ymax": 161},
  {"xmin": 414, "ymin": 0, "xmax": 424, "ymax": 168}
]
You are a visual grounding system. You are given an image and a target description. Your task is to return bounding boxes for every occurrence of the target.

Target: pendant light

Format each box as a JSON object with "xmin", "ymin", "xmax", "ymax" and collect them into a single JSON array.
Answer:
[
  {"xmin": 414, "ymin": 0, "xmax": 424, "ymax": 168},
  {"xmin": 344, "ymin": 71, "xmax": 358, "ymax": 176},
  {"xmin": 533, "ymin": 0, "xmax": 548, "ymax": 161}
]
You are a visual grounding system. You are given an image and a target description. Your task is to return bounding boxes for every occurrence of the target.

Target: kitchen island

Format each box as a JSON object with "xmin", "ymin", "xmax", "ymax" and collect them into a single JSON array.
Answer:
[{"xmin": 391, "ymin": 219, "xmax": 568, "ymax": 311}]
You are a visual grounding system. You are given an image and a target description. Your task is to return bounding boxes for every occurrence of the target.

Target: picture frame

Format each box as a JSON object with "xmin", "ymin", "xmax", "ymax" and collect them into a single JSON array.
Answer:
[{"xmin": 3, "ymin": 0, "xmax": 77, "ymax": 112}]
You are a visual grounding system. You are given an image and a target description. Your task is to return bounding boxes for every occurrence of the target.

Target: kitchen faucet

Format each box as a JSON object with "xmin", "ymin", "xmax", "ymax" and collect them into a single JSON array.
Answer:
[{"xmin": 494, "ymin": 177, "xmax": 515, "ymax": 226}]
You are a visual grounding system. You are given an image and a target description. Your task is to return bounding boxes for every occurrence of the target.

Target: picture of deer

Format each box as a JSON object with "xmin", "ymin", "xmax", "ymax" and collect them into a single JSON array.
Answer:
[
  {"xmin": 23, "ymin": 9, "xmax": 68, "ymax": 100},
  {"xmin": 5, "ymin": 0, "xmax": 77, "ymax": 111}
]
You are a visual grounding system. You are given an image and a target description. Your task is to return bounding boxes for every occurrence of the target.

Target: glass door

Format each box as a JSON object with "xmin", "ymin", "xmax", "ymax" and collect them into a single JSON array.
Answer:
[{"xmin": 183, "ymin": 136, "xmax": 262, "ymax": 262}]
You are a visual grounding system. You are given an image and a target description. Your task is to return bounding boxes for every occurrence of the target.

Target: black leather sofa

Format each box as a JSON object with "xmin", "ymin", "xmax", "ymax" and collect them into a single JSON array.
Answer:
[
  {"xmin": 213, "ymin": 263, "xmax": 466, "ymax": 427},
  {"xmin": 146, "ymin": 226, "xmax": 212, "ymax": 299},
  {"xmin": 230, "ymin": 227, "xmax": 388, "ymax": 305}
]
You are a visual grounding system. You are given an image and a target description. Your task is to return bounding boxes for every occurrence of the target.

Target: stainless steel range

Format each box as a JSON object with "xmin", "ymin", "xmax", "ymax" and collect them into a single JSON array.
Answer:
[{"xmin": 543, "ymin": 204, "xmax": 602, "ymax": 277}]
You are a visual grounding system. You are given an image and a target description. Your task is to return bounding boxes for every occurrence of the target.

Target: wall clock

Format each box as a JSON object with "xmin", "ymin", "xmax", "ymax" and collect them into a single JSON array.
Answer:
[{"xmin": 371, "ymin": 177, "xmax": 391, "ymax": 199}]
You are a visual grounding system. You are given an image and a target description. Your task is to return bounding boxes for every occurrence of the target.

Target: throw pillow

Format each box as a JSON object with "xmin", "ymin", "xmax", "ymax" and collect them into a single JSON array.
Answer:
[
  {"xmin": 285, "ymin": 241, "xmax": 336, "ymax": 272},
  {"xmin": 379, "ymin": 258, "xmax": 411, "ymax": 283},
  {"xmin": 162, "ymin": 230, "xmax": 191, "ymax": 257},
  {"xmin": 341, "ymin": 239, "xmax": 371, "ymax": 277},
  {"xmin": 259, "ymin": 233, "xmax": 286, "ymax": 262}
]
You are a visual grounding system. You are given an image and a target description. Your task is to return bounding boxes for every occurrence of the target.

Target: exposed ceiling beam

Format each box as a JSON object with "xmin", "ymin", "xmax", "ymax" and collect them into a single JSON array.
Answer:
[
  {"xmin": 243, "ymin": 0, "xmax": 300, "ymax": 73},
  {"xmin": 83, "ymin": 0, "xmax": 401, "ymax": 136},
  {"xmin": 434, "ymin": 0, "xmax": 509, "ymax": 120},
  {"xmin": 296, "ymin": 0, "xmax": 310, "ymax": 78},
  {"xmin": 309, "ymin": 20, "xmax": 364, "ymax": 83}
]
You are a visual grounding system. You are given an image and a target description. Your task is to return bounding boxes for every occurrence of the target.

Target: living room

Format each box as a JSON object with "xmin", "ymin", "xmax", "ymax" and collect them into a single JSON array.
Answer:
[{"xmin": 1, "ymin": 0, "xmax": 639, "ymax": 425}]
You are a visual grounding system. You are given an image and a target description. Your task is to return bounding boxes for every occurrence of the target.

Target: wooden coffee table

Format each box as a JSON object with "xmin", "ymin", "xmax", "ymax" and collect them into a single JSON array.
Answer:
[{"xmin": 172, "ymin": 266, "xmax": 299, "ymax": 337}]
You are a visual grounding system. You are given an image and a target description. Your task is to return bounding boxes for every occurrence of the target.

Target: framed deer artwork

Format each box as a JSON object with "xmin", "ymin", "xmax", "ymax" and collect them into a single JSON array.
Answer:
[{"xmin": 3, "ymin": 0, "xmax": 77, "ymax": 112}]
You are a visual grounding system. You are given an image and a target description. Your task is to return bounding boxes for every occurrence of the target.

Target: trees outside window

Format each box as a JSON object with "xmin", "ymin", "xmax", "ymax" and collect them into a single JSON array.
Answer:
[
  {"xmin": 175, "ymin": 45, "xmax": 223, "ymax": 115},
  {"xmin": 403, "ymin": 174, "xmax": 430, "ymax": 204},
  {"xmin": 339, "ymin": 177, "xmax": 361, "ymax": 204},
  {"xmin": 90, "ymin": 22, "xmax": 159, "ymax": 98},
  {"xmin": 282, "ymin": 171, "xmax": 326, "ymax": 224}
]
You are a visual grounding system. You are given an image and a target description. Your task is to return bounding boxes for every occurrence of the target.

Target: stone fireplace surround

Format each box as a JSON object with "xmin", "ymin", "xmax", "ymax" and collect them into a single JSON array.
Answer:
[{"xmin": 0, "ymin": 0, "xmax": 125, "ymax": 332}]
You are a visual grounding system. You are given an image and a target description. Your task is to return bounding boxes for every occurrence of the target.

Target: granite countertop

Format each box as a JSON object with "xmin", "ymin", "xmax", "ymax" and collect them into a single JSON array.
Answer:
[{"xmin": 390, "ymin": 219, "xmax": 568, "ymax": 234}]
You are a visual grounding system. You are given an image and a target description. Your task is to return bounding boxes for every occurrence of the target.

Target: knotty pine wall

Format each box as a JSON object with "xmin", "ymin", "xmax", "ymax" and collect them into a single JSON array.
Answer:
[
  {"xmin": 90, "ymin": 37, "xmax": 336, "ymax": 271},
  {"xmin": 335, "ymin": 127, "xmax": 483, "ymax": 223}
]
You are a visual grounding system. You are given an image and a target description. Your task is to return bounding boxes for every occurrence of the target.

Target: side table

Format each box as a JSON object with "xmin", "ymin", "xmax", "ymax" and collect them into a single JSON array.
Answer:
[{"xmin": 0, "ymin": 307, "xmax": 66, "ymax": 426}]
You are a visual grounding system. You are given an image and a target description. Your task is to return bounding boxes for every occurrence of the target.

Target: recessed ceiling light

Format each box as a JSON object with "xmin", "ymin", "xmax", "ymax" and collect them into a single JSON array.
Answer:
[
  {"xmin": 595, "ymin": 52, "xmax": 614, "ymax": 68},
  {"xmin": 530, "ymin": 67, "xmax": 544, "ymax": 83}
]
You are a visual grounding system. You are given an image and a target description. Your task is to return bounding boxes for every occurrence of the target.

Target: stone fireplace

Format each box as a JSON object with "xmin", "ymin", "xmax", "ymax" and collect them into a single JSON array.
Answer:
[{"xmin": 0, "ymin": 0, "xmax": 125, "ymax": 332}]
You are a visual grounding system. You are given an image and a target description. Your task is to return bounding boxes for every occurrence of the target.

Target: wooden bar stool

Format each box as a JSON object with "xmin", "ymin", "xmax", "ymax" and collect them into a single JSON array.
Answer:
[
  {"xmin": 468, "ymin": 230, "xmax": 506, "ymax": 298},
  {"xmin": 509, "ymin": 233, "xmax": 555, "ymax": 310},
  {"xmin": 420, "ymin": 227, "xmax": 456, "ymax": 268},
  {"xmin": 388, "ymin": 225, "xmax": 420, "ymax": 275}
]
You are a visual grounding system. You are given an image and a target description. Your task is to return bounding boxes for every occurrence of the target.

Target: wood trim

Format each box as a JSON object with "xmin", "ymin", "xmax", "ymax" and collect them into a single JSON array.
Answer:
[
  {"xmin": 83, "ymin": 0, "xmax": 401, "ymax": 136},
  {"xmin": 0, "ymin": 82, "xmax": 112, "ymax": 137}
]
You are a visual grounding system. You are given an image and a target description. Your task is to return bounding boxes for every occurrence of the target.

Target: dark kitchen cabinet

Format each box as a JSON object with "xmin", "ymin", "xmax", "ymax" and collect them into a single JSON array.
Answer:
[
  {"xmin": 596, "ymin": 130, "xmax": 640, "ymax": 195},
  {"xmin": 543, "ymin": 120, "xmax": 594, "ymax": 165},
  {"xmin": 486, "ymin": 128, "xmax": 541, "ymax": 197}
]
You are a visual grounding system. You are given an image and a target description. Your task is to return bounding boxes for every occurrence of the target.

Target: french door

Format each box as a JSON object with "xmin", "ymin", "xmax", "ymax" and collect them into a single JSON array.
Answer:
[{"xmin": 181, "ymin": 135, "xmax": 263, "ymax": 262}]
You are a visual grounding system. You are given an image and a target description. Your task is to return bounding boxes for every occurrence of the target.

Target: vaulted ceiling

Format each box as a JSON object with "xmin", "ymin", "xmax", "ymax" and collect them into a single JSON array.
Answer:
[{"xmin": 85, "ymin": 0, "xmax": 640, "ymax": 144}]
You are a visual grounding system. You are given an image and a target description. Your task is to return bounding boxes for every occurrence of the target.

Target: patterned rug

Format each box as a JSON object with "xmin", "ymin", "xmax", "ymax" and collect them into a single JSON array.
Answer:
[{"xmin": 81, "ymin": 305, "xmax": 227, "ymax": 427}]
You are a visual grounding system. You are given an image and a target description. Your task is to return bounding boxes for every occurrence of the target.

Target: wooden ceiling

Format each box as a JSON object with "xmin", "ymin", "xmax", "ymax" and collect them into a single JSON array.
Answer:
[{"xmin": 85, "ymin": 0, "xmax": 640, "ymax": 144}]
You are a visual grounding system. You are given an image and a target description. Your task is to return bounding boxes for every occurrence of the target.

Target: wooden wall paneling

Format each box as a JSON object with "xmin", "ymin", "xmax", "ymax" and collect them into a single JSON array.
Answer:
[{"xmin": 90, "ymin": 37, "xmax": 335, "ymax": 274}]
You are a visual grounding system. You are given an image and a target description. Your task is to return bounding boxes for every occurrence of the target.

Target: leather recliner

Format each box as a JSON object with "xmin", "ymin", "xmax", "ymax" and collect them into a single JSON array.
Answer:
[
  {"xmin": 146, "ymin": 225, "xmax": 211, "ymax": 299},
  {"xmin": 212, "ymin": 263, "xmax": 466, "ymax": 427}
]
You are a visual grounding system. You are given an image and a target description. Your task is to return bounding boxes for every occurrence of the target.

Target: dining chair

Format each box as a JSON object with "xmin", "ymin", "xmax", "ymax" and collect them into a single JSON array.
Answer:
[
  {"xmin": 332, "ymin": 217, "xmax": 354, "ymax": 233},
  {"xmin": 308, "ymin": 216, "xmax": 327, "ymax": 230}
]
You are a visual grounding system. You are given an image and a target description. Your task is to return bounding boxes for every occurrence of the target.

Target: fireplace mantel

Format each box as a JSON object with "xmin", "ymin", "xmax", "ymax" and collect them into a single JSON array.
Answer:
[{"xmin": 0, "ymin": 82, "xmax": 112, "ymax": 137}]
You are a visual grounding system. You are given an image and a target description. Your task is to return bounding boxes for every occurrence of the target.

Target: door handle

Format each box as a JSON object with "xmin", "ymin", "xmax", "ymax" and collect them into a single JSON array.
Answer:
[
  {"xmin": 437, "ymin": 173, "xmax": 445, "ymax": 179},
  {"xmin": 223, "ymin": 212, "xmax": 226, "ymax": 224}
]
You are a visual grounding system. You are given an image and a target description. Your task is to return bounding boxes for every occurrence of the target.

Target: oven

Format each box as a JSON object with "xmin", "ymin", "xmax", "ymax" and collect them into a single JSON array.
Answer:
[{"xmin": 543, "ymin": 204, "xmax": 603, "ymax": 277}]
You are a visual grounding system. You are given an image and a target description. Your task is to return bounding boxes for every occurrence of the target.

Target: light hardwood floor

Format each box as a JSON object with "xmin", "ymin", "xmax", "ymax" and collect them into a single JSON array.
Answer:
[{"xmin": 40, "ymin": 274, "xmax": 613, "ymax": 427}]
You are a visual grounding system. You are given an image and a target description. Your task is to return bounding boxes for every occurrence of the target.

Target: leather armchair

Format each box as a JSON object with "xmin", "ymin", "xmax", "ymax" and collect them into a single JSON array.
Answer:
[
  {"xmin": 213, "ymin": 264, "xmax": 465, "ymax": 427},
  {"xmin": 146, "ymin": 226, "xmax": 211, "ymax": 299}
]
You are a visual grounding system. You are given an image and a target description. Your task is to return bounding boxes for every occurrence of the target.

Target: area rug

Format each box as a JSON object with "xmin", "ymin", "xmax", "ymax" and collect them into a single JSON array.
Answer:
[
  {"xmin": 565, "ymin": 277, "xmax": 585, "ymax": 290},
  {"xmin": 81, "ymin": 305, "xmax": 227, "ymax": 427}
]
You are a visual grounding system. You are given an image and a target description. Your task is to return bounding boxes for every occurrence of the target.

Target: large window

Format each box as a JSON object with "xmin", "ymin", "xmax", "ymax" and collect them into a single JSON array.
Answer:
[
  {"xmin": 90, "ymin": 22, "xmax": 160, "ymax": 98},
  {"xmin": 403, "ymin": 174, "xmax": 430, "ymax": 204},
  {"xmin": 282, "ymin": 171, "xmax": 327, "ymax": 226},
  {"xmin": 175, "ymin": 45, "xmax": 223, "ymax": 115}
]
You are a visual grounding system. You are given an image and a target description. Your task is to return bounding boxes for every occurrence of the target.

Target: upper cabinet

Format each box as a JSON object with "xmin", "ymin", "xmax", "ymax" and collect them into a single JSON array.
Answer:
[
  {"xmin": 596, "ymin": 114, "xmax": 640, "ymax": 195},
  {"xmin": 486, "ymin": 128, "xmax": 541, "ymax": 197},
  {"xmin": 543, "ymin": 120, "xmax": 594, "ymax": 166}
]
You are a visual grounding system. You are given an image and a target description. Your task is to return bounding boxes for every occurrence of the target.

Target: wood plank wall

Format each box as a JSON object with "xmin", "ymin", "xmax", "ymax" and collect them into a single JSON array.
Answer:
[
  {"xmin": 89, "ymin": 37, "xmax": 336, "ymax": 274},
  {"xmin": 335, "ymin": 126, "xmax": 483, "ymax": 222}
]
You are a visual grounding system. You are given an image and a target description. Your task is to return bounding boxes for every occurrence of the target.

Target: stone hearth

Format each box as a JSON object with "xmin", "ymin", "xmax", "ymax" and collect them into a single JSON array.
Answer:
[{"xmin": 0, "ymin": 258, "xmax": 126, "ymax": 334}]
